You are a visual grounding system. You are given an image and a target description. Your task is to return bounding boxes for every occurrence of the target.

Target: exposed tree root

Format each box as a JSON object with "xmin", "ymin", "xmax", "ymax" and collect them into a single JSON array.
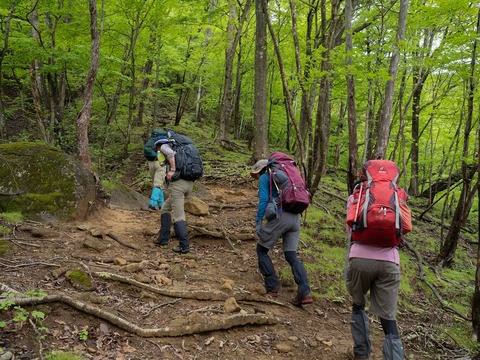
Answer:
[
  {"xmin": 188, "ymin": 224, "xmax": 256, "ymax": 242},
  {"xmin": 0, "ymin": 287, "xmax": 278, "ymax": 337},
  {"xmin": 107, "ymin": 232, "xmax": 141, "ymax": 250},
  {"xmin": 92, "ymin": 271, "xmax": 287, "ymax": 306},
  {"xmin": 209, "ymin": 202, "xmax": 255, "ymax": 209}
]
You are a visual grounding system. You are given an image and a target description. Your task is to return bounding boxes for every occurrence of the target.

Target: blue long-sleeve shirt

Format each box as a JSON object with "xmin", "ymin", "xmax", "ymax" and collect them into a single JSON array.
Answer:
[{"xmin": 256, "ymin": 172, "xmax": 280, "ymax": 222}]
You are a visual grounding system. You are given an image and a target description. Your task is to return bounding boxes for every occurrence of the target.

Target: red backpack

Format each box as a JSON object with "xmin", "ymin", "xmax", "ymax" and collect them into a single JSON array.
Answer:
[
  {"xmin": 346, "ymin": 160, "xmax": 411, "ymax": 247},
  {"xmin": 267, "ymin": 152, "xmax": 311, "ymax": 214}
]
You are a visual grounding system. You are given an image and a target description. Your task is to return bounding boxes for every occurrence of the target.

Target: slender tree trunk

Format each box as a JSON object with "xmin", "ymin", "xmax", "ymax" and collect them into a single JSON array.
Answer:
[
  {"xmin": 438, "ymin": 9, "xmax": 479, "ymax": 267},
  {"xmin": 217, "ymin": 0, "xmax": 251, "ymax": 144},
  {"xmin": 124, "ymin": 54, "xmax": 136, "ymax": 158},
  {"xmin": 233, "ymin": 40, "xmax": 243, "ymax": 139},
  {"xmin": 306, "ymin": 0, "xmax": 343, "ymax": 196},
  {"xmin": 195, "ymin": 0, "xmax": 217, "ymax": 123},
  {"xmin": 0, "ymin": 4, "xmax": 14, "ymax": 138},
  {"xmin": 374, "ymin": 0, "xmax": 410, "ymax": 159},
  {"xmin": 216, "ymin": 0, "xmax": 237, "ymax": 143},
  {"xmin": 474, "ymin": 61, "xmax": 480, "ymax": 336},
  {"xmin": 29, "ymin": 8, "xmax": 48, "ymax": 142},
  {"xmin": 262, "ymin": 0, "xmax": 306, "ymax": 172},
  {"xmin": 298, "ymin": 1, "xmax": 319, "ymax": 155},
  {"xmin": 345, "ymin": 0, "xmax": 358, "ymax": 191},
  {"xmin": 76, "ymin": 0, "xmax": 100, "ymax": 179},
  {"xmin": 135, "ymin": 58, "xmax": 153, "ymax": 126}
]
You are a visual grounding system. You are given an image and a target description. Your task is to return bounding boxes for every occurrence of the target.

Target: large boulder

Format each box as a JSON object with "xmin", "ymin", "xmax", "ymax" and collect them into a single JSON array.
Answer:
[{"xmin": 0, "ymin": 142, "xmax": 96, "ymax": 221}]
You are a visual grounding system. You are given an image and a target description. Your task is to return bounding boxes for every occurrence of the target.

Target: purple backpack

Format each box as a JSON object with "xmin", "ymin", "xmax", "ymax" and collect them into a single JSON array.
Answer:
[{"xmin": 267, "ymin": 152, "xmax": 311, "ymax": 214}]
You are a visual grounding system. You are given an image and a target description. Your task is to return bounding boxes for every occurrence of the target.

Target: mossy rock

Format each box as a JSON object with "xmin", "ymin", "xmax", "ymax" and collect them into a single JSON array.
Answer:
[{"xmin": 0, "ymin": 142, "xmax": 96, "ymax": 221}]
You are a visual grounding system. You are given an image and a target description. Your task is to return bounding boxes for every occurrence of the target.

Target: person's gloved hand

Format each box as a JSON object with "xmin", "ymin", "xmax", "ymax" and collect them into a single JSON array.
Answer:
[{"xmin": 255, "ymin": 221, "xmax": 262, "ymax": 237}]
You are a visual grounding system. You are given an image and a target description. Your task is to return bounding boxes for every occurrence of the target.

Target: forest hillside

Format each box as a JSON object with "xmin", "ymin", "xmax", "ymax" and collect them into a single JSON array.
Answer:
[
  {"xmin": 0, "ymin": 124, "xmax": 478, "ymax": 359},
  {"xmin": 1, "ymin": 0, "xmax": 480, "ymax": 358}
]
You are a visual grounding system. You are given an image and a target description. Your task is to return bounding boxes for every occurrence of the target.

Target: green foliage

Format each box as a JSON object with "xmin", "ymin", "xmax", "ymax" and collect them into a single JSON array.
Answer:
[
  {"xmin": 78, "ymin": 327, "xmax": 89, "ymax": 342},
  {"xmin": 0, "ymin": 213, "xmax": 23, "ymax": 224},
  {"xmin": 0, "ymin": 226, "xmax": 10, "ymax": 236},
  {"xmin": 45, "ymin": 351, "xmax": 84, "ymax": 360},
  {"xmin": 0, "ymin": 239, "xmax": 13, "ymax": 257}
]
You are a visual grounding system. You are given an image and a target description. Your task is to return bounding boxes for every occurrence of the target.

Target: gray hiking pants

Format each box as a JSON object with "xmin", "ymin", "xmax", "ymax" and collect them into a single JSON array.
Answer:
[{"xmin": 161, "ymin": 179, "xmax": 193, "ymax": 222}]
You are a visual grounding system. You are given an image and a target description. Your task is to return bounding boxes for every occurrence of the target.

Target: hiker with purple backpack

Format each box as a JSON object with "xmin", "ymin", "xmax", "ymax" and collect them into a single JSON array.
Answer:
[
  {"xmin": 250, "ymin": 153, "xmax": 313, "ymax": 306},
  {"xmin": 345, "ymin": 160, "xmax": 412, "ymax": 360}
]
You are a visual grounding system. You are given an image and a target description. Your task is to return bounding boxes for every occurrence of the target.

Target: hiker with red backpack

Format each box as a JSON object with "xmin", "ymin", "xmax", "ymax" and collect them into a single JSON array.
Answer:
[
  {"xmin": 250, "ymin": 153, "xmax": 313, "ymax": 306},
  {"xmin": 345, "ymin": 160, "xmax": 412, "ymax": 360}
]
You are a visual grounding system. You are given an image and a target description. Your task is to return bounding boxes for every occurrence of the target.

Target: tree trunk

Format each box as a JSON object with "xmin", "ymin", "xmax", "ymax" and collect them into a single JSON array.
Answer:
[
  {"xmin": 135, "ymin": 58, "xmax": 153, "ymax": 126},
  {"xmin": 345, "ymin": 0, "xmax": 358, "ymax": 192},
  {"xmin": 233, "ymin": 40, "xmax": 244, "ymax": 139},
  {"xmin": 438, "ymin": 8, "xmax": 479, "ymax": 267},
  {"xmin": 217, "ymin": 0, "xmax": 237, "ymax": 143},
  {"xmin": 471, "ymin": 8, "xmax": 480, "ymax": 341},
  {"xmin": 374, "ymin": 0, "xmax": 410, "ymax": 159},
  {"xmin": 306, "ymin": 0, "xmax": 343, "ymax": 196},
  {"xmin": 262, "ymin": 0, "xmax": 306, "ymax": 172},
  {"xmin": 29, "ymin": 9, "xmax": 48, "ymax": 143},
  {"xmin": 76, "ymin": 0, "xmax": 100, "ymax": 179},
  {"xmin": 474, "ymin": 98, "xmax": 480, "ymax": 339},
  {"xmin": 297, "ymin": 1, "xmax": 318, "ymax": 156},
  {"xmin": 0, "ymin": 4, "xmax": 13, "ymax": 138},
  {"xmin": 217, "ymin": 0, "xmax": 251, "ymax": 144},
  {"xmin": 253, "ymin": 0, "xmax": 269, "ymax": 160}
]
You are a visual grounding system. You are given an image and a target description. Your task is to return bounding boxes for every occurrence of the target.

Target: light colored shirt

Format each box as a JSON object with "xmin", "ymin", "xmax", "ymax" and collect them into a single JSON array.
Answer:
[{"xmin": 160, "ymin": 143, "xmax": 175, "ymax": 161}]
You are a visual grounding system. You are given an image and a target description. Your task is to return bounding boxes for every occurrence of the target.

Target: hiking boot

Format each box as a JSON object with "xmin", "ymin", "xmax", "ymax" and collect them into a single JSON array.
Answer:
[
  {"xmin": 172, "ymin": 246, "xmax": 190, "ymax": 254},
  {"xmin": 266, "ymin": 289, "xmax": 279, "ymax": 298},
  {"xmin": 291, "ymin": 293, "xmax": 314, "ymax": 307},
  {"xmin": 148, "ymin": 205, "xmax": 157, "ymax": 211},
  {"xmin": 154, "ymin": 242, "xmax": 168, "ymax": 248},
  {"xmin": 346, "ymin": 346, "xmax": 368, "ymax": 360}
]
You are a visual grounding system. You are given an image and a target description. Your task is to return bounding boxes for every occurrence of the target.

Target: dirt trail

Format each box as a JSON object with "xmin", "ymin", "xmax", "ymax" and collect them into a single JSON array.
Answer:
[{"xmin": 0, "ymin": 181, "xmax": 418, "ymax": 359}]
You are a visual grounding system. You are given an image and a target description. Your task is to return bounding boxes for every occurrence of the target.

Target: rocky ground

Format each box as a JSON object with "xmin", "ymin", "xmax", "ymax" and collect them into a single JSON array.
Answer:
[{"xmin": 0, "ymin": 174, "xmax": 470, "ymax": 359}]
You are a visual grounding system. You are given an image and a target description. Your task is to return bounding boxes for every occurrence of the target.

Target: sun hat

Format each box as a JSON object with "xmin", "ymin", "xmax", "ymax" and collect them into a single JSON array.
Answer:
[{"xmin": 250, "ymin": 159, "xmax": 268, "ymax": 176}]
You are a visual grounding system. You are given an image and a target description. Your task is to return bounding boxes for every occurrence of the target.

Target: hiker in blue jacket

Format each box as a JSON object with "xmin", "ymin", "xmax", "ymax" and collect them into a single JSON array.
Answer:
[{"xmin": 250, "ymin": 159, "xmax": 313, "ymax": 306}]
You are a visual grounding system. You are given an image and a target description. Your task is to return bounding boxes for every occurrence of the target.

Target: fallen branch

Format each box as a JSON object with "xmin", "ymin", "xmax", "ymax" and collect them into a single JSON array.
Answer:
[
  {"xmin": 221, "ymin": 228, "xmax": 240, "ymax": 256},
  {"xmin": 188, "ymin": 225, "xmax": 256, "ymax": 242},
  {"xmin": 0, "ymin": 260, "xmax": 60, "ymax": 269},
  {"xmin": 107, "ymin": 232, "xmax": 140, "ymax": 250},
  {"xmin": 142, "ymin": 298, "xmax": 182, "ymax": 318},
  {"xmin": 0, "ymin": 288, "xmax": 278, "ymax": 337},
  {"xmin": 209, "ymin": 202, "xmax": 255, "ymax": 209}
]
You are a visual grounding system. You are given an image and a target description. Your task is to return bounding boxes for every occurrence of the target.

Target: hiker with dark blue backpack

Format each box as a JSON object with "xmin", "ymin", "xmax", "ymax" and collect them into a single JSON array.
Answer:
[
  {"xmin": 345, "ymin": 160, "xmax": 412, "ymax": 360},
  {"xmin": 250, "ymin": 155, "xmax": 313, "ymax": 306},
  {"xmin": 153, "ymin": 130, "xmax": 203, "ymax": 254}
]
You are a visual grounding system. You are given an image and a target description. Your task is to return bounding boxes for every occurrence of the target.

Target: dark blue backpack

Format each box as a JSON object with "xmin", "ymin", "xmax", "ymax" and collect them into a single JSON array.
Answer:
[{"xmin": 169, "ymin": 134, "xmax": 204, "ymax": 181}]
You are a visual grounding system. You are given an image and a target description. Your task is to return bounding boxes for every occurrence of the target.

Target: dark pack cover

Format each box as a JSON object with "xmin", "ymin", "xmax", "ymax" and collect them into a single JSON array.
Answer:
[
  {"xmin": 267, "ymin": 152, "xmax": 311, "ymax": 214},
  {"xmin": 169, "ymin": 134, "xmax": 203, "ymax": 181},
  {"xmin": 346, "ymin": 160, "xmax": 410, "ymax": 247}
]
